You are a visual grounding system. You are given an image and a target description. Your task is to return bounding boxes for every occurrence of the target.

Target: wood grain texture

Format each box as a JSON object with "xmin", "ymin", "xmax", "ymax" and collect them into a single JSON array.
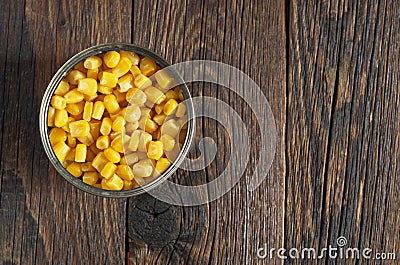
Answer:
[
  {"xmin": 128, "ymin": 0, "xmax": 286, "ymax": 264},
  {"xmin": 287, "ymin": 0, "xmax": 400, "ymax": 264},
  {"xmin": 0, "ymin": 0, "xmax": 131, "ymax": 264}
]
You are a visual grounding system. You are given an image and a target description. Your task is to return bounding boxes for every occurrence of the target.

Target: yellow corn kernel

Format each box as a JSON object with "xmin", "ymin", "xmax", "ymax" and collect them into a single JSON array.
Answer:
[
  {"xmin": 154, "ymin": 102, "xmax": 165, "ymax": 115},
  {"xmin": 53, "ymin": 141, "xmax": 71, "ymax": 162},
  {"xmin": 87, "ymin": 68, "xmax": 99, "ymax": 79},
  {"xmin": 161, "ymin": 119, "xmax": 180, "ymax": 137},
  {"xmin": 77, "ymin": 133, "xmax": 95, "ymax": 146},
  {"xmin": 69, "ymin": 120, "xmax": 90, "ymax": 137},
  {"xmin": 137, "ymin": 116, "xmax": 147, "ymax": 130},
  {"xmin": 101, "ymin": 179, "xmax": 110, "ymax": 190},
  {"xmin": 65, "ymin": 147, "xmax": 76, "ymax": 161},
  {"xmin": 140, "ymin": 108, "xmax": 151, "ymax": 119},
  {"xmin": 104, "ymin": 94, "xmax": 120, "ymax": 114},
  {"xmin": 75, "ymin": 143, "xmax": 87, "ymax": 162},
  {"xmin": 125, "ymin": 88, "xmax": 137, "ymax": 102},
  {"xmin": 127, "ymin": 88, "xmax": 147, "ymax": 105},
  {"xmin": 100, "ymin": 162, "xmax": 117, "ymax": 179},
  {"xmin": 54, "ymin": 109, "xmax": 69, "ymax": 127},
  {"xmin": 49, "ymin": 127, "xmax": 67, "ymax": 146},
  {"xmin": 81, "ymin": 162, "xmax": 96, "ymax": 172},
  {"xmin": 99, "ymin": 71, "xmax": 119, "ymax": 88},
  {"xmin": 95, "ymin": 135, "xmax": 109, "ymax": 150},
  {"xmin": 130, "ymin": 65, "xmax": 141, "ymax": 77},
  {"xmin": 165, "ymin": 90, "xmax": 179, "ymax": 100},
  {"xmin": 147, "ymin": 141, "xmax": 163, "ymax": 160},
  {"xmin": 67, "ymin": 162, "xmax": 82, "ymax": 178},
  {"xmin": 123, "ymin": 134, "xmax": 131, "ymax": 150},
  {"xmin": 84, "ymin": 55, "xmax": 102, "ymax": 69},
  {"xmin": 124, "ymin": 105, "xmax": 141, "ymax": 123},
  {"xmin": 104, "ymin": 173, "xmax": 124, "ymax": 190},
  {"xmin": 74, "ymin": 61, "xmax": 87, "ymax": 73},
  {"xmin": 155, "ymin": 70, "xmax": 174, "ymax": 90},
  {"xmin": 175, "ymin": 103, "xmax": 186, "ymax": 118},
  {"xmin": 67, "ymin": 134, "xmax": 77, "ymax": 148},
  {"xmin": 112, "ymin": 57, "xmax": 132, "ymax": 77},
  {"xmin": 137, "ymin": 131, "xmax": 152, "ymax": 152},
  {"xmin": 51, "ymin": 95, "xmax": 67, "ymax": 110},
  {"xmin": 120, "ymin": 107, "xmax": 127, "ymax": 117},
  {"xmin": 156, "ymin": 158, "xmax": 171, "ymax": 173},
  {"xmin": 109, "ymin": 130, "xmax": 121, "ymax": 140},
  {"xmin": 48, "ymin": 107, "xmax": 56, "ymax": 127},
  {"xmin": 153, "ymin": 114, "xmax": 166, "ymax": 125},
  {"xmin": 54, "ymin": 80, "xmax": 70, "ymax": 96},
  {"xmin": 82, "ymin": 171, "xmax": 99, "ymax": 185},
  {"xmin": 127, "ymin": 130, "xmax": 141, "ymax": 151},
  {"xmin": 98, "ymin": 84, "xmax": 113, "ymax": 94},
  {"xmin": 113, "ymin": 89, "xmax": 126, "ymax": 103},
  {"xmin": 134, "ymin": 74, "xmax": 152, "ymax": 89},
  {"xmin": 131, "ymin": 160, "xmax": 153, "ymax": 177},
  {"xmin": 123, "ymin": 153, "xmax": 139, "ymax": 165},
  {"xmin": 145, "ymin": 119, "xmax": 158, "ymax": 133},
  {"xmin": 160, "ymin": 134, "xmax": 175, "ymax": 151},
  {"xmin": 144, "ymin": 86, "xmax": 166, "ymax": 104},
  {"xmin": 82, "ymin": 102, "xmax": 93, "ymax": 121},
  {"xmin": 123, "ymin": 180, "xmax": 133, "ymax": 190},
  {"xmin": 112, "ymin": 116, "xmax": 125, "ymax": 132},
  {"xmin": 103, "ymin": 51, "xmax": 120, "ymax": 68},
  {"xmin": 92, "ymin": 101, "xmax": 105, "ymax": 120},
  {"xmin": 139, "ymin": 57, "xmax": 157, "ymax": 76},
  {"xmin": 64, "ymin": 89, "xmax": 84, "ymax": 104},
  {"xmin": 120, "ymin": 51, "xmax": 140, "ymax": 65},
  {"xmin": 117, "ymin": 73, "xmax": 134, "ymax": 92},
  {"xmin": 91, "ymin": 152, "xmax": 108, "ymax": 172},
  {"xmin": 65, "ymin": 101, "xmax": 85, "ymax": 116},
  {"xmin": 104, "ymin": 147, "xmax": 121, "ymax": 163},
  {"xmin": 125, "ymin": 121, "xmax": 139, "ymax": 134},
  {"xmin": 89, "ymin": 121, "xmax": 101, "ymax": 139},
  {"xmin": 110, "ymin": 135, "xmax": 124, "ymax": 153},
  {"xmin": 50, "ymin": 123, "xmax": 67, "ymax": 142},
  {"xmin": 117, "ymin": 165, "xmax": 134, "ymax": 181},
  {"xmin": 66, "ymin": 70, "xmax": 86, "ymax": 85},
  {"xmin": 78, "ymin": 78, "xmax": 97, "ymax": 96},
  {"xmin": 163, "ymin": 99, "xmax": 178, "ymax": 115},
  {"xmin": 148, "ymin": 89, "xmax": 166, "ymax": 104},
  {"xmin": 62, "ymin": 117, "xmax": 75, "ymax": 133}
]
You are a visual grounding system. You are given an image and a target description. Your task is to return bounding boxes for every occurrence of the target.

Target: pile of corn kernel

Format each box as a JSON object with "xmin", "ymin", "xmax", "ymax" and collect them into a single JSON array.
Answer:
[{"xmin": 47, "ymin": 50, "xmax": 187, "ymax": 191}]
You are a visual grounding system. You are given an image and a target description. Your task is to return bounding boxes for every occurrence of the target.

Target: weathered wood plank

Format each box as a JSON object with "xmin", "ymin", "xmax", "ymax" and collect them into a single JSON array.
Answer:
[
  {"xmin": 287, "ymin": 0, "xmax": 400, "ymax": 264},
  {"xmin": 128, "ymin": 0, "xmax": 286, "ymax": 264},
  {"xmin": 0, "ymin": 0, "xmax": 131, "ymax": 264}
]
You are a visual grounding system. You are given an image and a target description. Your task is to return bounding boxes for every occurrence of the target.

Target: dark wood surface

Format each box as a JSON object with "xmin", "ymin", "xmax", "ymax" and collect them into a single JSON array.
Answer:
[{"xmin": 0, "ymin": 1, "xmax": 398, "ymax": 265}]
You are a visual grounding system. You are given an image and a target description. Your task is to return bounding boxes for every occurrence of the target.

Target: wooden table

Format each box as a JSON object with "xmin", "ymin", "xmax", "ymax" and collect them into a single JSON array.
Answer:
[{"xmin": 0, "ymin": 0, "xmax": 399, "ymax": 264}]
